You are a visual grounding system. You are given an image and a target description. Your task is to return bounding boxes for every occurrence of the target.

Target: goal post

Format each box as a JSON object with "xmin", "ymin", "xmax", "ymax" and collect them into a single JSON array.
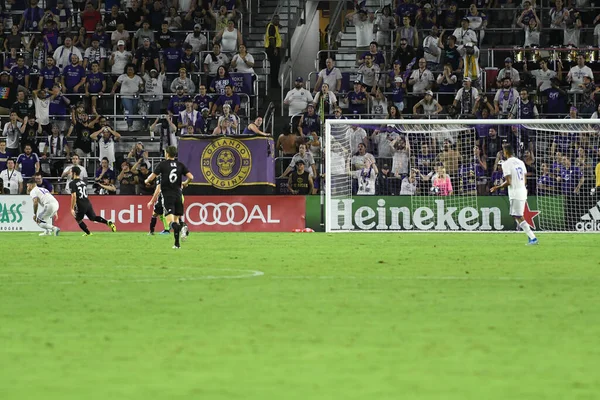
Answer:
[{"xmin": 324, "ymin": 118, "xmax": 600, "ymax": 233}]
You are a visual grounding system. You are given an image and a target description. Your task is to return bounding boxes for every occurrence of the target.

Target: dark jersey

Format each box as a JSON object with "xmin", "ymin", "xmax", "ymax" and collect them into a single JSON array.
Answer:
[
  {"xmin": 153, "ymin": 160, "xmax": 190, "ymax": 194},
  {"xmin": 69, "ymin": 179, "xmax": 91, "ymax": 206},
  {"xmin": 290, "ymin": 171, "xmax": 311, "ymax": 194}
]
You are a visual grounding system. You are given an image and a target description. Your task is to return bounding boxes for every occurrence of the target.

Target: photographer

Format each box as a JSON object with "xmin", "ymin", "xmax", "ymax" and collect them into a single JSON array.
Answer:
[
  {"xmin": 473, "ymin": 94, "xmax": 494, "ymax": 116},
  {"xmin": 117, "ymin": 161, "xmax": 138, "ymax": 195},
  {"xmin": 127, "ymin": 141, "xmax": 149, "ymax": 166},
  {"xmin": 94, "ymin": 157, "xmax": 115, "ymax": 194},
  {"xmin": 95, "ymin": 175, "xmax": 116, "ymax": 195}
]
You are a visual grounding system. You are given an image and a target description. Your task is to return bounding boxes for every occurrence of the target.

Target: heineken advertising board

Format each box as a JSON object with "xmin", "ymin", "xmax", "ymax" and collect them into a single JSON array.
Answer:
[{"xmin": 306, "ymin": 196, "xmax": 575, "ymax": 232}]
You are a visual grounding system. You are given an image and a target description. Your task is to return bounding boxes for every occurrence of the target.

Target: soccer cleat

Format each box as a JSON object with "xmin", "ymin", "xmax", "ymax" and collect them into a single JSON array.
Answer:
[
  {"xmin": 148, "ymin": 231, "xmax": 155, "ymax": 236},
  {"xmin": 39, "ymin": 231, "xmax": 50, "ymax": 236},
  {"xmin": 181, "ymin": 225, "xmax": 189, "ymax": 241},
  {"xmin": 82, "ymin": 233, "xmax": 93, "ymax": 237},
  {"xmin": 172, "ymin": 245, "xmax": 180, "ymax": 249},
  {"xmin": 108, "ymin": 221, "xmax": 117, "ymax": 232},
  {"xmin": 53, "ymin": 227, "xmax": 61, "ymax": 236},
  {"xmin": 527, "ymin": 238, "xmax": 539, "ymax": 246},
  {"xmin": 159, "ymin": 230, "xmax": 170, "ymax": 235}
]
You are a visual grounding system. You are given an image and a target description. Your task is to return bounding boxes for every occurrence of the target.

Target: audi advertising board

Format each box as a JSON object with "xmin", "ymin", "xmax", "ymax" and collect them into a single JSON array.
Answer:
[{"xmin": 51, "ymin": 196, "xmax": 306, "ymax": 232}]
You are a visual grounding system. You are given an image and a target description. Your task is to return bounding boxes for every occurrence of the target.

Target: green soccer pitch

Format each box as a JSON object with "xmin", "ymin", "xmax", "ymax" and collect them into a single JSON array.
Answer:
[{"xmin": 1, "ymin": 232, "xmax": 598, "ymax": 400}]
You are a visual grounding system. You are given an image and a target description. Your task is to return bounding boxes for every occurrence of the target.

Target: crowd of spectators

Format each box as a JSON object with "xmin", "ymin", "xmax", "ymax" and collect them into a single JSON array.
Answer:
[
  {"xmin": 0, "ymin": 0, "xmax": 265, "ymax": 195},
  {"xmin": 278, "ymin": 0, "xmax": 600, "ymax": 196}
]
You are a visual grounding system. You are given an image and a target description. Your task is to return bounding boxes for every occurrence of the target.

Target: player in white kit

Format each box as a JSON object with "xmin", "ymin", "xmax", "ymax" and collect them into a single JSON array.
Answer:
[
  {"xmin": 27, "ymin": 179, "xmax": 61, "ymax": 236},
  {"xmin": 490, "ymin": 144, "xmax": 538, "ymax": 245}
]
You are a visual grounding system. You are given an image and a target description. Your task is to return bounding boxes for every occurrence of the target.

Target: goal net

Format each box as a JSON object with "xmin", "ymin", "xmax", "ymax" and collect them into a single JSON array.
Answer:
[{"xmin": 324, "ymin": 119, "xmax": 600, "ymax": 233}]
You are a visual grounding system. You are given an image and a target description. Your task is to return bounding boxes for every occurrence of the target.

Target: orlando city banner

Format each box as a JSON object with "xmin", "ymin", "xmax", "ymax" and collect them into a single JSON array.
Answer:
[{"xmin": 178, "ymin": 136, "xmax": 275, "ymax": 190}]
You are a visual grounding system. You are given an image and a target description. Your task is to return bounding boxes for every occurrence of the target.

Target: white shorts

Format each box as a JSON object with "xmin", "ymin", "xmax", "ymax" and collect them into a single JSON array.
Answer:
[
  {"xmin": 38, "ymin": 201, "xmax": 59, "ymax": 222},
  {"xmin": 509, "ymin": 199, "xmax": 526, "ymax": 217}
]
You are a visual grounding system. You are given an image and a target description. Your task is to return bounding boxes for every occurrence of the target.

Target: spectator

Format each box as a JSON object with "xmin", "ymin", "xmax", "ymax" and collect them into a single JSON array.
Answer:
[
  {"xmin": 184, "ymin": 23, "xmax": 208, "ymax": 53},
  {"xmin": 370, "ymin": 88, "xmax": 388, "ymax": 117},
  {"xmin": 178, "ymin": 98, "xmax": 205, "ymax": 135},
  {"xmin": 230, "ymin": 44, "xmax": 255, "ymax": 74},
  {"xmin": 281, "ymin": 143, "xmax": 317, "ymax": 178},
  {"xmin": 133, "ymin": 37, "xmax": 160, "ymax": 72},
  {"xmin": 105, "ymin": 5, "xmax": 126, "ymax": 31},
  {"xmin": 313, "ymin": 58, "xmax": 342, "ymax": 95},
  {"xmin": 38, "ymin": 56, "xmax": 61, "ymax": 90},
  {"xmin": 180, "ymin": 44, "xmax": 198, "ymax": 73},
  {"xmin": 132, "ymin": 160, "xmax": 154, "ymax": 195},
  {"xmin": 214, "ymin": 19, "xmax": 241, "ymax": 55},
  {"xmin": 590, "ymin": 104, "xmax": 600, "ymax": 119},
  {"xmin": 41, "ymin": 18, "xmax": 60, "ymax": 54},
  {"xmin": 567, "ymin": 55, "xmax": 593, "ymax": 93},
  {"xmin": 117, "ymin": 161, "xmax": 137, "ymax": 195},
  {"xmin": 557, "ymin": 156, "xmax": 584, "ymax": 194},
  {"xmin": 83, "ymin": 38, "xmax": 107, "ymax": 71},
  {"xmin": 453, "ymin": 77, "xmax": 479, "ymax": 115},
  {"xmin": 391, "ymin": 134, "xmax": 410, "ymax": 177},
  {"xmin": 423, "ymin": 26, "xmax": 441, "ymax": 72},
  {"xmin": 509, "ymin": 89, "xmax": 539, "ymax": 119},
  {"xmin": 453, "ymin": 17, "xmax": 477, "ymax": 46},
  {"xmin": 85, "ymin": 62, "xmax": 106, "ymax": 113},
  {"xmin": 545, "ymin": 77, "xmax": 568, "ymax": 116},
  {"xmin": 110, "ymin": 40, "xmax": 132, "ymax": 75},
  {"xmin": 156, "ymin": 21, "xmax": 174, "ymax": 50},
  {"xmin": 276, "ymin": 124, "xmax": 300, "ymax": 158},
  {"xmin": 12, "ymin": 90, "xmax": 32, "ymax": 123},
  {"xmin": 524, "ymin": 58, "xmax": 560, "ymax": 93},
  {"xmin": 489, "ymin": 162, "xmax": 507, "ymax": 196},
  {"xmin": 171, "ymin": 67, "xmax": 196, "ymax": 95},
  {"xmin": 242, "ymin": 117, "xmax": 270, "ymax": 137},
  {"xmin": 311, "ymin": 83, "xmax": 337, "ymax": 116},
  {"xmin": 417, "ymin": 3, "xmax": 436, "ymax": 30},
  {"xmin": 0, "ymin": 141, "xmax": 7, "ymax": 171},
  {"xmin": 346, "ymin": 8, "xmax": 375, "ymax": 50},
  {"xmin": 73, "ymin": 26, "xmax": 89, "ymax": 52},
  {"xmin": 439, "ymin": 2, "xmax": 459, "ymax": 32},
  {"xmin": 579, "ymin": 75, "xmax": 599, "ymax": 116},
  {"xmin": 165, "ymin": 6, "xmax": 183, "ymax": 30},
  {"xmin": 193, "ymin": 85, "xmax": 213, "ymax": 112},
  {"xmin": 357, "ymin": 54, "xmax": 381, "ymax": 93},
  {"xmin": 298, "ymin": 104, "xmax": 319, "ymax": 138},
  {"xmin": 162, "ymin": 37, "xmax": 183, "ymax": 75},
  {"xmin": 264, "ymin": 15, "xmax": 282, "ymax": 88},
  {"xmin": 111, "ymin": 64, "xmax": 144, "ymax": 131},
  {"xmin": 43, "ymin": 123, "xmax": 69, "ymax": 177},
  {"xmin": 355, "ymin": 156, "xmax": 378, "ymax": 195},
  {"xmin": 213, "ymin": 84, "xmax": 241, "ymax": 115},
  {"xmin": 458, "ymin": 42, "xmax": 481, "ymax": 87},
  {"xmin": 33, "ymin": 172, "xmax": 53, "ymax": 192},
  {"xmin": 140, "ymin": 68, "xmax": 165, "ymax": 124},
  {"xmin": 437, "ymin": 34, "xmax": 462, "ymax": 76},
  {"xmin": 283, "ymin": 77, "xmax": 313, "ymax": 117},
  {"xmin": 212, "ymin": 118, "xmax": 234, "ymax": 136},
  {"xmin": 416, "ymin": 142, "xmax": 436, "ymax": 173},
  {"xmin": 126, "ymin": 0, "xmax": 146, "ymax": 31},
  {"xmin": 287, "ymin": 159, "xmax": 313, "ymax": 195},
  {"xmin": 91, "ymin": 121, "xmax": 121, "ymax": 167},
  {"xmin": 396, "ymin": 15, "xmax": 418, "ymax": 48},
  {"xmin": 20, "ymin": 0, "xmax": 45, "ymax": 31},
  {"xmin": 10, "ymin": 56, "xmax": 30, "ymax": 88},
  {"xmin": 17, "ymin": 144, "xmax": 40, "ymax": 179},
  {"xmin": 4, "ymin": 29, "xmax": 22, "ymax": 56},
  {"xmin": 53, "ymin": 37, "xmax": 83, "ymax": 72},
  {"xmin": 497, "ymin": 58, "xmax": 521, "ymax": 88},
  {"xmin": 408, "ymin": 58, "xmax": 434, "ymax": 95},
  {"xmin": 20, "ymin": 116, "xmax": 41, "ymax": 154},
  {"xmin": 392, "ymin": 38, "xmax": 416, "ymax": 73},
  {"xmin": 62, "ymin": 54, "xmax": 86, "ymax": 94},
  {"xmin": 517, "ymin": 7, "xmax": 541, "ymax": 47},
  {"xmin": 207, "ymin": 66, "xmax": 230, "ymax": 96},
  {"xmin": 436, "ymin": 139, "xmax": 461, "ymax": 176},
  {"xmin": 204, "ymin": 43, "xmax": 230, "ymax": 88},
  {"xmin": 566, "ymin": 106, "xmax": 581, "ymax": 120},
  {"xmin": 563, "ymin": 8, "xmax": 582, "ymax": 47},
  {"xmin": 432, "ymin": 165, "xmax": 453, "ymax": 196},
  {"xmin": 67, "ymin": 111, "xmax": 100, "ymax": 158},
  {"xmin": 167, "ymin": 85, "xmax": 189, "ymax": 120},
  {"xmin": 217, "ymin": 104, "xmax": 240, "ymax": 134},
  {"xmin": 145, "ymin": 0, "xmax": 166, "ymax": 30},
  {"xmin": 111, "ymin": 23, "xmax": 131, "ymax": 50},
  {"xmin": 374, "ymin": 5, "xmax": 395, "ymax": 50},
  {"xmin": 436, "ymin": 63, "xmax": 458, "ymax": 104},
  {"xmin": 0, "ymin": 158, "xmax": 23, "ymax": 194},
  {"xmin": 81, "ymin": 2, "xmax": 102, "ymax": 34},
  {"xmin": 33, "ymin": 87, "xmax": 57, "ymax": 136},
  {"xmin": 359, "ymin": 42, "xmax": 386, "ymax": 68},
  {"xmin": 413, "ymin": 90, "xmax": 442, "ymax": 116},
  {"xmin": 127, "ymin": 141, "xmax": 149, "ymax": 165},
  {"xmin": 3, "ymin": 111, "xmax": 22, "ymax": 157},
  {"xmin": 55, "ymin": 0, "xmax": 72, "ymax": 32},
  {"xmin": 473, "ymin": 94, "xmax": 495, "ymax": 117},
  {"xmin": 494, "ymin": 77, "xmax": 519, "ymax": 117},
  {"xmin": 94, "ymin": 157, "xmax": 116, "ymax": 187},
  {"xmin": 537, "ymin": 163, "xmax": 556, "ymax": 195}
]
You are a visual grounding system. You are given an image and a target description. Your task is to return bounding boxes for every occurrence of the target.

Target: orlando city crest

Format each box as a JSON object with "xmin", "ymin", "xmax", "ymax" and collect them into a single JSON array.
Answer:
[{"xmin": 201, "ymin": 138, "xmax": 252, "ymax": 189}]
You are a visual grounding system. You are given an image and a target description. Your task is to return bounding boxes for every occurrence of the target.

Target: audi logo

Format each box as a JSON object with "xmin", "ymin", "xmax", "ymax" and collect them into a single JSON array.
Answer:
[{"xmin": 186, "ymin": 202, "xmax": 250, "ymax": 226}]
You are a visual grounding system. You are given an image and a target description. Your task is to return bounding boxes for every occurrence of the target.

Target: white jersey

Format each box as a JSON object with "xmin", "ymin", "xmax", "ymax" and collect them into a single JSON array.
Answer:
[
  {"xmin": 355, "ymin": 167, "xmax": 376, "ymax": 195},
  {"xmin": 501, "ymin": 157, "xmax": 528, "ymax": 200},
  {"xmin": 30, "ymin": 186, "xmax": 58, "ymax": 206}
]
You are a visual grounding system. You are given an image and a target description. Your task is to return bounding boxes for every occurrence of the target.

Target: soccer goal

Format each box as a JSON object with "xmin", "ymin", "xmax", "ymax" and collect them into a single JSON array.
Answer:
[{"xmin": 324, "ymin": 118, "xmax": 600, "ymax": 233}]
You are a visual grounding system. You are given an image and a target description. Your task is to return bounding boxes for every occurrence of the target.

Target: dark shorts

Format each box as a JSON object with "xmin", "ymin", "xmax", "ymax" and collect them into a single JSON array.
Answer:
[
  {"xmin": 153, "ymin": 194, "xmax": 164, "ymax": 215},
  {"xmin": 75, "ymin": 202, "xmax": 97, "ymax": 221},
  {"xmin": 161, "ymin": 192, "xmax": 183, "ymax": 217}
]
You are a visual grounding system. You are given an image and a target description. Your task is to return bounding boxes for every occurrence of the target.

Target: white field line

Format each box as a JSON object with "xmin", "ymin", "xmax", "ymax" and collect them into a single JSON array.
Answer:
[{"xmin": 267, "ymin": 275, "xmax": 596, "ymax": 281}]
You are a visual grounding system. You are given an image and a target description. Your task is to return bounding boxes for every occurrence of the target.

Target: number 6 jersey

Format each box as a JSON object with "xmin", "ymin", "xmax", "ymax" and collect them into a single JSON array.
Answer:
[{"xmin": 153, "ymin": 160, "xmax": 190, "ymax": 195}]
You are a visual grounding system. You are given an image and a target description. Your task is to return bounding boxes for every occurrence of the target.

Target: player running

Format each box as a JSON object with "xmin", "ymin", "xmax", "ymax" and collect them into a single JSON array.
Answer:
[
  {"xmin": 69, "ymin": 166, "xmax": 117, "ymax": 236},
  {"xmin": 145, "ymin": 146, "xmax": 193, "ymax": 249},
  {"xmin": 27, "ymin": 179, "xmax": 60, "ymax": 236},
  {"xmin": 491, "ymin": 144, "xmax": 538, "ymax": 245},
  {"xmin": 148, "ymin": 176, "xmax": 170, "ymax": 235}
]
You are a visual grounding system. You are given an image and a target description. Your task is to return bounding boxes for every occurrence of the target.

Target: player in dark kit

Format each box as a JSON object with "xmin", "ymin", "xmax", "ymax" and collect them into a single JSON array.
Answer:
[
  {"xmin": 69, "ymin": 166, "xmax": 117, "ymax": 236},
  {"xmin": 148, "ymin": 176, "xmax": 170, "ymax": 235},
  {"xmin": 145, "ymin": 146, "xmax": 194, "ymax": 249}
]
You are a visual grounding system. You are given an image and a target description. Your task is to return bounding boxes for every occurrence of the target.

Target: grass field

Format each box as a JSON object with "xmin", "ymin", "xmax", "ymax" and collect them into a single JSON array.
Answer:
[{"xmin": 1, "ymin": 232, "xmax": 599, "ymax": 400}]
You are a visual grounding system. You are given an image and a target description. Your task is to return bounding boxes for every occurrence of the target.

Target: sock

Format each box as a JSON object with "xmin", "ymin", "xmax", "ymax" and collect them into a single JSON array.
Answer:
[
  {"xmin": 519, "ymin": 221, "xmax": 536, "ymax": 240},
  {"xmin": 150, "ymin": 216, "xmax": 157, "ymax": 232},
  {"xmin": 79, "ymin": 221, "xmax": 91, "ymax": 234},
  {"xmin": 39, "ymin": 221, "xmax": 53, "ymax": 230},
  {"xmin": 160, "ymin": 215, "xmax": 169, "ymax": 230},
  {"xmin": 94, "ymin": 216, "xmax": 108, "ymax": 224},
  {"xmin": 172, "ymin": 222, "xmax": 181, "ymax": 246}
]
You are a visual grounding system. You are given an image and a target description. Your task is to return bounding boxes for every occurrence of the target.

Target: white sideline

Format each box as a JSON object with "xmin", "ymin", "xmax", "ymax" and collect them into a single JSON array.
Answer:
[
  {"xmin": 268, "ymin": 275, "xmax": 595, "ymax": 281},
  {"xmin": 0, "ymin": 268, "xmax": 264, "ymax": 285}
]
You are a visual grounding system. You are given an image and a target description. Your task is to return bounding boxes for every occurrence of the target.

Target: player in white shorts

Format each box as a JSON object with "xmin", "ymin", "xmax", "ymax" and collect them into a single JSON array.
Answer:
[
  {"xmin": 490, "ymin": 144, "xmax": 538, "ymax": 245},
  {"xmin": 27, "ymin": 179, "xmax": 61, "ymax": 236}
]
